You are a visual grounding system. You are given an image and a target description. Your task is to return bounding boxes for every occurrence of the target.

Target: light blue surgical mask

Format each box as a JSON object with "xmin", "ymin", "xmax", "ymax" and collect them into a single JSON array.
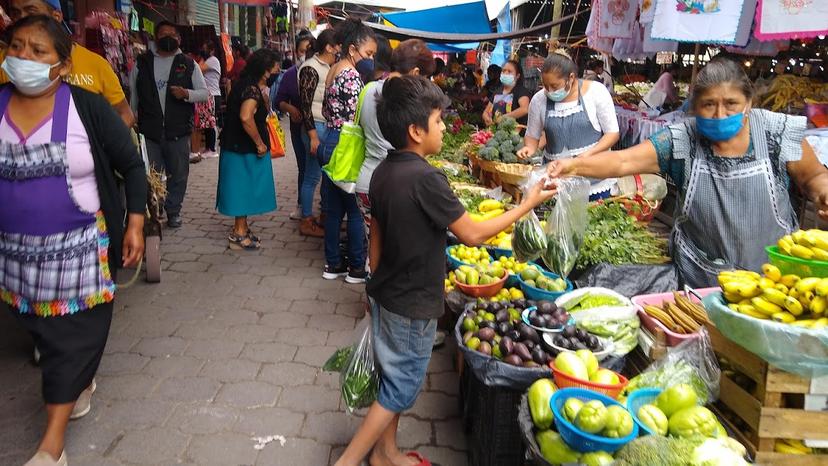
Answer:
[
  {"xmin": 2, "ymin": 56, "xmax": 61, "ymax": 96},
  {"xmin": 500, "ymin": 74, "xmax": 515, "ymax": 86},
  {"xmin": 696, "ymin": 107, "xmax": 748, "ymax": 142},
  {"xmin": 545, "ymin": 79, "xmax": 571, "ymax": 102}
]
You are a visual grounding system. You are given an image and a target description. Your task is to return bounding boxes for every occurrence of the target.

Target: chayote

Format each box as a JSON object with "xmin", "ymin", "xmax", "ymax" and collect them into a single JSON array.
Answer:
[{"xmin": 668, "ymin": 406, "xmax": 718, "ymax": 438}]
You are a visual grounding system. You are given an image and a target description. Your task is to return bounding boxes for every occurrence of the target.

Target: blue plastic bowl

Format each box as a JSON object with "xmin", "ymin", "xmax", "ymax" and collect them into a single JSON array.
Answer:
[
  {"xmin": 550, "ymin": 387, "xmax": 639, "ymax": 453},
  {"xmin": 445, "ymin": 246, "xmax": 483, "ymax": 270},
  {"xmin": 626, "ymin": 388, "xmax": 663, "ymax": 436},
  {"xmin": 517, "ymin": 269, "xmax": 573, "ymax": 301}
]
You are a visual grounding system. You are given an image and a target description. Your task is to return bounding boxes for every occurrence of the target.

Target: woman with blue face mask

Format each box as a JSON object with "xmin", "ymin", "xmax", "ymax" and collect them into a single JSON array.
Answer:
[
  {"xmin": 517, "ymin": 49, "xmax": 620, "ymax": 161},
  {"xmin": 482, "ymin": 60, "xmax": 531, "ymax": 129},
  {"xmin": 547, "ymin": 57, "xmax": 828, "ymax": 287},
  {"xmin": 0, "ymin": 16, "xmax": 146, "ymax": 466}
]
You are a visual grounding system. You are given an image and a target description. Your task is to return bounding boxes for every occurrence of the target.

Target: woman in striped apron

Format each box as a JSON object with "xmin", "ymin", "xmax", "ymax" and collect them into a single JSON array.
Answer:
[
  {"xmin": 518, "ymin": 50, "xmax": 620, "ymax": 162},
  {"xmin": 1, "ymin": 17, "xmax": 146, "ymax": 466},
  {"xmin": 547, "ymin": 58, "xmax": 828, "ymax": 288}
]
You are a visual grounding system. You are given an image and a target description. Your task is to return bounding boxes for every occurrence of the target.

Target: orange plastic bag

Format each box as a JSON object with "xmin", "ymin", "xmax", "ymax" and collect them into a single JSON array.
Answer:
[{"xmin": 266, "ymin": 112, "xmax": 286, "ymax": 159}]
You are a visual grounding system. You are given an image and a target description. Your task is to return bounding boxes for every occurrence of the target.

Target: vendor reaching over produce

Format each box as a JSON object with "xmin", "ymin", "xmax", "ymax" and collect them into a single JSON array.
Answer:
[
  {"xmin": 517, "ymin": 50, "xmax": 619, "ymax": 162},
  {"xmin": 548, "ymin": 57, "xmax": 828, "ymax": 288}
]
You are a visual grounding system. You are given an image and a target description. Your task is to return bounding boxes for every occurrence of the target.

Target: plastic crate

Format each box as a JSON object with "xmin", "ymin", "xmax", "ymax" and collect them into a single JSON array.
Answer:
[
  {"xmin": 631, "ymin": 287, "xmax": 719, "ymax": 347},
  {"xmin": 466, "ymin": 370, "xmax": 526, "ymax": 466}
]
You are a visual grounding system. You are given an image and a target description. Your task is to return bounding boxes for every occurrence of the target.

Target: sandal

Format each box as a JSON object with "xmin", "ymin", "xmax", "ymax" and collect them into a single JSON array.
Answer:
[
  {"xmin": 406, "ymin": 452, "xmax": 432, "ymax": 466},
  {"xmin": 228, "ymin": 232, "xmax": 260, "ymax": 250}
]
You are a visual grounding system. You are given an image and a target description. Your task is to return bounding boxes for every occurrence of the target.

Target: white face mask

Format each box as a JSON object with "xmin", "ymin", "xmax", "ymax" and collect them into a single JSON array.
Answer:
[{"xmin": 2, "ymin": 56, "xmax": 61, "ymax": 96}]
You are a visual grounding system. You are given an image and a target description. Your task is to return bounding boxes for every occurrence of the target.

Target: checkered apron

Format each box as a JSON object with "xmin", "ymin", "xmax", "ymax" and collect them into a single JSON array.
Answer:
[
  {"xmin": 671, "ymin": 111, "xmax": 797, "ymax": 287},
  {"xmin": 543, "ymin": 80, "xmax": 604, "ymax": 161},
  {"xmin": 0, "ymin": 84, "xmax": 115, "ymax": 316}
]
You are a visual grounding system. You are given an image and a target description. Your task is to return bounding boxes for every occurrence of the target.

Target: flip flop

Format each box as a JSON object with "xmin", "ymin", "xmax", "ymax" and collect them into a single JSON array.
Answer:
[{"xmin": 406, "ymin": 452, "xmax": 432, "ymax": 466}]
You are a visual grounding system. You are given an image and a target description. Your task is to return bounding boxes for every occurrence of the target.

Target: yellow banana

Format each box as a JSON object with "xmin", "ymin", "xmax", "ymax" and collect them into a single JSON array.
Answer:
[
  {"xmin": 727, "ymin": 304, "xmax": 740, "ymax": 312},
  {"xmin": 800, "ymin": 291, "xmax": 815, "ymax": 310},
  {"xmin": 812, "ymin": 235, "xmax": 828, "ymax": 252},
  {"xmin": 762, "ymin": 288, "xmax": 788, "ymax": 306},
  {"xmin": 778, "ymin": 237, "xmax": 793, "ymax": 255},
  {"xmin": 738, "ymin": 299, "xmax": 752, "ymax": 306},
  {"xmin": 758, "ymin": 277, "xmax": 776, "ymax": 290},
  {"xmin": 781, "ymin": 439, "xmax": 813, "ymax": 454},
  {"xmin": 780, "ymin": 274, "xmax": 800, "ymax": 288},
  {"xmin": 785, "ymin": 296, "xmax": 805, "ymax": 316},
  {"xmin": 723, "ymin": 291, "xmax": 743, "ymax": 303},
  {"xmin": 738, "ymin": 305, "xmax": 769, "ymax": 319},
  {"xmin": 813, "ymin": 317, "xmax": 828, "ymax": 329},
  {"xmin": 752, "ymin": 297, "xmax": 783, "ymax": 316},
  {"xmin": 810, "ymin": 296, "xmax": 828, "ymax": 315},
  {"xmin": 477, "ymin": 199, "xmax": 503, "ymax": 213},
  {"xmin": 774, "ymin": 283, "xmax": 790, "ymax": 294},
  {"xmin": 736, "ymin": 281, "xmax": 762, "ymax": 298},
  {"xmin": 720, "ymin": 270, "xmax": 761, "ymax": 280},
  {"xmin": 812, "ymin": 247, "xmax": 828, "ymax": 262},
  {"xmin": 775, "ymin": 441, "xmax": 808, "ymax": 455},
  {"xmin": 791, "ymin": 319, "xmax": 816, "ymax": 328},
  {"xmin": 796, "ymin": 277, "xmax": 822, "ymax": 293},
  {"xmin": 791, "ymin": 244, "xmax": 815, "ymax": 260},
  {"xmin": 762, "ymin": 263, "xmax": 782, "ymax": 282},
  {"xmin": 481, "ymin": 208, "xmax": 504, "ymax": 220},
  {"xmin": 792, "ymin": 230, "xmax": 807, "ymax": 245},
  {"xmin": 772, "ymin": 311, "xmax": 797, "ymax": 323}
]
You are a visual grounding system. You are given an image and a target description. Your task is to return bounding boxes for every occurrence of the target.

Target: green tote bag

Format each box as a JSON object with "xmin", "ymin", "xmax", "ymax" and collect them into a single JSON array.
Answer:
[{"xmin": 323, "ymin": 82, "xmax": 376, "ymax": 193}]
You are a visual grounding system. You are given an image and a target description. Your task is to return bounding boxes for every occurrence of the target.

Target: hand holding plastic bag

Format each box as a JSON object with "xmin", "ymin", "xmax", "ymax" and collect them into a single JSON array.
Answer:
[
  {"xmin": 542, "ymin": 177, "xmax": 589, "ymax": 278},
  {"xmin": 340, "ymin": 316, "xmax": 379, "ymax": 413},
  {"xmin": 512, "ymin": 168, "xmax": 551, "ymax": 262}
]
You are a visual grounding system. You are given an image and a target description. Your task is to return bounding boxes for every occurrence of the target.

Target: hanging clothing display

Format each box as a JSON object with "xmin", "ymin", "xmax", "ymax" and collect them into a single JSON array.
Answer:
[
  {"xmin": 613, "ymin": 22, "xmax": 650, "ymax": 60},
  {"xmin": 597, "ymin": 0, "xmax": 638, "ymax": 39},
  {"xmin": 724, "ymin": 33, "xmax": 790, "ymax": 57},
  {"xmin": 639, "ymin": 0, "xmax": 657, "ymax": 23},
  {"xmin": 586, "ymin": 5, "xmax": 614, "ymax": 54},
  {"xmin": 755, "ymin": 0, "xmax": 828, "ymax": 41},
  {"xmin": 732, "ymin": 0, "xmax": 757, "ymax": 47},
  {"xmin": 643, "ymin": 22, "xmax": 678, "ymax": 53},
  {"xmin": 650, "ymin": 0, "xmax": 746, "ymax": 44}
]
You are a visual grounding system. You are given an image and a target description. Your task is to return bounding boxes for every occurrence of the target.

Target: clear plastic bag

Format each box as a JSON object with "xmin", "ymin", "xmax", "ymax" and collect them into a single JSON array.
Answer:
[
  {"xmin": 542, "ymin": 177, "xmax": 590, "ymax": 278},
  {"xmin": 622, "ymin": 327, "xmax": 721, "ymax": 404},
  {"xmin": 340, "ymin": 316, "xmax": 379, "ymax": 413}
]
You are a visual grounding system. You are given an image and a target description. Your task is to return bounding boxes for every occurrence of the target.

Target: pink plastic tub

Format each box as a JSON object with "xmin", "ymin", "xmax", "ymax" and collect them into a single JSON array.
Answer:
[{"xmin": 631, "ymin": 287, "xmax": 720, "ymax": 347}]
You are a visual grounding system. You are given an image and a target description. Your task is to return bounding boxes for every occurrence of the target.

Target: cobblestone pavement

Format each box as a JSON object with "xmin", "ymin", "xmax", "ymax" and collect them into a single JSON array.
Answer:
[{"xmin": 0, "ymin": 142, "xmax": 469, "ymax": 465}]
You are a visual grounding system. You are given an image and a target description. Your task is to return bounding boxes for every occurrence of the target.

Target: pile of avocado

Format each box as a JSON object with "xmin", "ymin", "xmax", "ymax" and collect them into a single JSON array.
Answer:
[{"xmin": 520, "ymin": 266, "xmax": 568, "ymax": 292}]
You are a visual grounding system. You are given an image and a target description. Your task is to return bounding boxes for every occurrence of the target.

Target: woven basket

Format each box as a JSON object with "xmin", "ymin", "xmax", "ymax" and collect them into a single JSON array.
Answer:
[
  {"xmin": 478, "ymin": 158, "xmax": 500, "ymax": 173},
  {"xmin": 496, "ymin": 163, "xmax": 532, "ymax": 186}
]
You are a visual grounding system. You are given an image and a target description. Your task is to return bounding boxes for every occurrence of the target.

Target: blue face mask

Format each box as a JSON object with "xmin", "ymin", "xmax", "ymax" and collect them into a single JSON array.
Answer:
[
  {"xmin": 546, "ymin": 79, "xmax": 571, "ymax": 102},
  {"xmin": 696, "ymin": 108, "xmax": 747, "ymax": 142},
  {"xmin": 356, "ymin": 57, "xmax": 375, "ymax": 78},
  {"xmin": 500, "ymin": 74, "xmax": 515, "ymax": 86}
]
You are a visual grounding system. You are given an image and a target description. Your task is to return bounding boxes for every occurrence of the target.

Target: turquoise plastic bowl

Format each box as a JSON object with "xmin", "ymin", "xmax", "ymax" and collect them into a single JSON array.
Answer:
[
  {"xmin": 626, "ymin": 388, "xmax": 663, "ymax": 436},
  {"xmin": 517, "ymin": 269, "xmax": 573, "ymax": 301},
  {"xmin": 550, "ymin": 387, "xmax": 639, "ymax": 453}
]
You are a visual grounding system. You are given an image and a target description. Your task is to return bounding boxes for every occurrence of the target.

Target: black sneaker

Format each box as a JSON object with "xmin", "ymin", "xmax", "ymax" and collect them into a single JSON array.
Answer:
[
  {"xmin": 323, "ymin": 263, "xmax": 348, "ymax": 280},
  {"xmin": 345, "ymin": 268, "xmax": 369, "ymax": 284},
  {"xmin": 167, "ymin": 215, "xmax": 182, "ymax": 228}
]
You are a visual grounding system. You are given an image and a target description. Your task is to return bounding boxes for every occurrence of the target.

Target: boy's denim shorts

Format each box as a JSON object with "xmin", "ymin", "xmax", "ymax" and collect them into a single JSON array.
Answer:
[{"xmin": 370, "ymin": 297, "xmax": 437, "ymax": 413}]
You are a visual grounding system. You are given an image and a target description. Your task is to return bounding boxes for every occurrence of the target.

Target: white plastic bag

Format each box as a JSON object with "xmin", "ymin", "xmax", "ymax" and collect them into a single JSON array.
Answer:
[
  {"xmin": 542, "ymin": 177, "xmax": 590, "ymax": 278},
  {"xmin": 340, "ymin": 316, "xmax": 379, "ymax": 414}
]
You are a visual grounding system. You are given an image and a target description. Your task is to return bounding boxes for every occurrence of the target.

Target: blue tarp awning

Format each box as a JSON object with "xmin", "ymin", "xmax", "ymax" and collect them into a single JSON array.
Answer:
[{"xmin": 379, "ymin": 1, "xmax": 493, "ymax": 51}]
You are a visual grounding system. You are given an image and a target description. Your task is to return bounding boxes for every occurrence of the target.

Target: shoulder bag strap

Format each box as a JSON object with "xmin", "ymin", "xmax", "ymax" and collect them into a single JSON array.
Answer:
[{"xmin": 352, "ymin": 81, "xmax": 375, "ymax": 125}]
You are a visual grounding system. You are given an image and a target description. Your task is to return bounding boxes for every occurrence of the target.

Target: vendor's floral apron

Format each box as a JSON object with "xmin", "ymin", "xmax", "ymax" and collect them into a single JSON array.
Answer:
[
  {"xmin": 0, "ymin": 83, "xmax": 115, "ymax": 316},
  {"xmin": 543, "ymin": 80, "xmax": 604, "ymax": 162},
  {"xmin": 672, "ymin": 113, "xmax": 797, "ymax": 287}
]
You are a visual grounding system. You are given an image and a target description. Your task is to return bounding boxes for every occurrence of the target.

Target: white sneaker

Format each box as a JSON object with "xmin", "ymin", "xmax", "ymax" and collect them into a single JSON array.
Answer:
[
  {"xmin": 201, "ymin": 150, "xmax": 219, "ymax": 159},
  {"xmin": 23, "ymin": 451, "xmax": 67, "ymax": 466},
  {"xmin": 289, "ymin": 206, "xmax": 302, "ymax": 220},
  {"xmin": 70, "ymin": 379, "xmax": 96, "ymax": 420},
  {"xmin": 189, "ymin": 153, "xmax": 202, "ymax": 163}
]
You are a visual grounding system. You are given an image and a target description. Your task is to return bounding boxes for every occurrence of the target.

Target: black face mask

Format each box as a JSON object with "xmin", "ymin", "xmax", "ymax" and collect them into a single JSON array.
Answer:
[
  {"xmin": 266, "ymin": 73, "xmax": 279, "ymax": 87},
  {"xmin": 157, "ymin": 36, "xmax": 179, "ymax": 53}
]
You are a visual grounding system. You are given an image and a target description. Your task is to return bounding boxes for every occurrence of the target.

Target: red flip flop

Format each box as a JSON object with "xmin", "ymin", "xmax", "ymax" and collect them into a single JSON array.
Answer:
[{"xmin": 406, "ymin": 452, "xmax": 432, "ymax": 466}]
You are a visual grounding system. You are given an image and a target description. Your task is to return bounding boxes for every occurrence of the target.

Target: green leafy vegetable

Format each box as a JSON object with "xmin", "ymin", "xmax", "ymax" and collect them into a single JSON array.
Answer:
[
  {"xmin": 576, "ymin": 202, "xmax": 669, "ymax": 269},
  {"xmin": 323, "ymin": 346, "xmax": 353, "ymax": 372}
]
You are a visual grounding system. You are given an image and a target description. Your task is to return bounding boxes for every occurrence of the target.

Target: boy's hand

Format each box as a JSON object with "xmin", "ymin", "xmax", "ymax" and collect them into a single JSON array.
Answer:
[
  {"xmin": 546, "ymin": 158, "xmax": 577, "ymax": 178},
  {"xmin": 522, "ymin": 178, "xmax": 558, "ymax": 208}
]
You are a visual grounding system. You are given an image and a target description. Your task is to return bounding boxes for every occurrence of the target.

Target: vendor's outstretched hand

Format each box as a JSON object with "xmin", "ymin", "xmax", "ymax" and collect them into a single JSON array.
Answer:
[
  {"xmin": 516, "ymin": 146, "xmax": 533, "ymax": 160},
  {"xmin": 546, "ymin": 158, "xmax": 577, "ymax": 178},
  {"xmin": 522, "ymin": 178, "xmax": 558, "ymax": 208},
  {"xmin": 816, "ymin": 191, "xmax": 828, "ymax": 221}
]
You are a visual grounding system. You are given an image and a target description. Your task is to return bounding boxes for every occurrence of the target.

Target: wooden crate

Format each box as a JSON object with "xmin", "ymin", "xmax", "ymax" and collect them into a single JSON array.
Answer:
[{"xmin": 707, "ymin": 327, "xmax": 828, "ymax": 464}]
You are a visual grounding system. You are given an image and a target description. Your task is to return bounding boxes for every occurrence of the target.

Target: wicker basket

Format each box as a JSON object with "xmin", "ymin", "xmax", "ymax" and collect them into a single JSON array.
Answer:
[
  {"xmin": 496, "ymin": 163, "xmax": 532, "ymax": 186},
  {"xmin": 477, "ymin": 158, "xmax": 500, "ymax": 173}
]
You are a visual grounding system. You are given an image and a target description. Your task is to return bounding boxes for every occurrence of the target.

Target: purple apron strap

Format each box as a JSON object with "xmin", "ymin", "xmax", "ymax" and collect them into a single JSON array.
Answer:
[
  {"xmin": 50, "ymin": 83, "xmax": 71, "ymax": 143},
  {"xmin": 0, "ymin": 86, "xmax": 12, "ymax": 123}
]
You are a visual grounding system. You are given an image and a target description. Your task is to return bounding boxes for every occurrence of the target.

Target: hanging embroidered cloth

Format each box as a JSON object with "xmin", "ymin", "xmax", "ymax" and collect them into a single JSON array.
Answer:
[
  {"xmin": 587, "ymin": 5, "xmax": 614, "ymax": 54},
  {"xmin": 597, "ymin": 0, "xmax": 638, "ymax": 39},
  {"xmin": 639, "ymin": 0, "xmax": 657, "ymax": 23},
  {"xmin": 643, "ymin": 22, "xmax": 679, "ymax": 53},
  {"xmin": 755, "ymin": 0, "xmax": 828, "ymax": 40},
  {"xmin": 613, "ymin": 22, "xmax": 651, "ymax": 60},
  {"xmin": 650, "ymin": 0, "xmax": 746, "ymax": 44},
  {"xmin": 732, "ymin": 0, "xmax": 757, "ymax": 47},
  {"xmin": 724, "ymin": 33, "xmax": 790, "ymax": 57}
]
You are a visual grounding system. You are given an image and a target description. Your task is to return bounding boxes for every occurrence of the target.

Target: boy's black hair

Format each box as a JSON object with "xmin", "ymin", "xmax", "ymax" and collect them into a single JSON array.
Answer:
[
  {"xmin": 155, "ymin": 20, "xmax": 178, "ymax": 37},
  {"xmin": 377, "ymin": 75, "xmax": 450, "ymax": 150}
]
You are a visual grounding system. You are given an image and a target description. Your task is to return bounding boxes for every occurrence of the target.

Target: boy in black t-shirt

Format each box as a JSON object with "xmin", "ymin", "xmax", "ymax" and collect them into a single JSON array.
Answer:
[{"xmin": 334, "ymin": 75, "xmax": 557, "ymax": 466}]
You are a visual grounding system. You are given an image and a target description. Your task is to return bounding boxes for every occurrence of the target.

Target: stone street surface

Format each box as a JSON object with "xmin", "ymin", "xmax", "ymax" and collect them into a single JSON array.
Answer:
[{"xmin": 0, "ymin": 139, "xmax": 469, "ymax": 465}]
